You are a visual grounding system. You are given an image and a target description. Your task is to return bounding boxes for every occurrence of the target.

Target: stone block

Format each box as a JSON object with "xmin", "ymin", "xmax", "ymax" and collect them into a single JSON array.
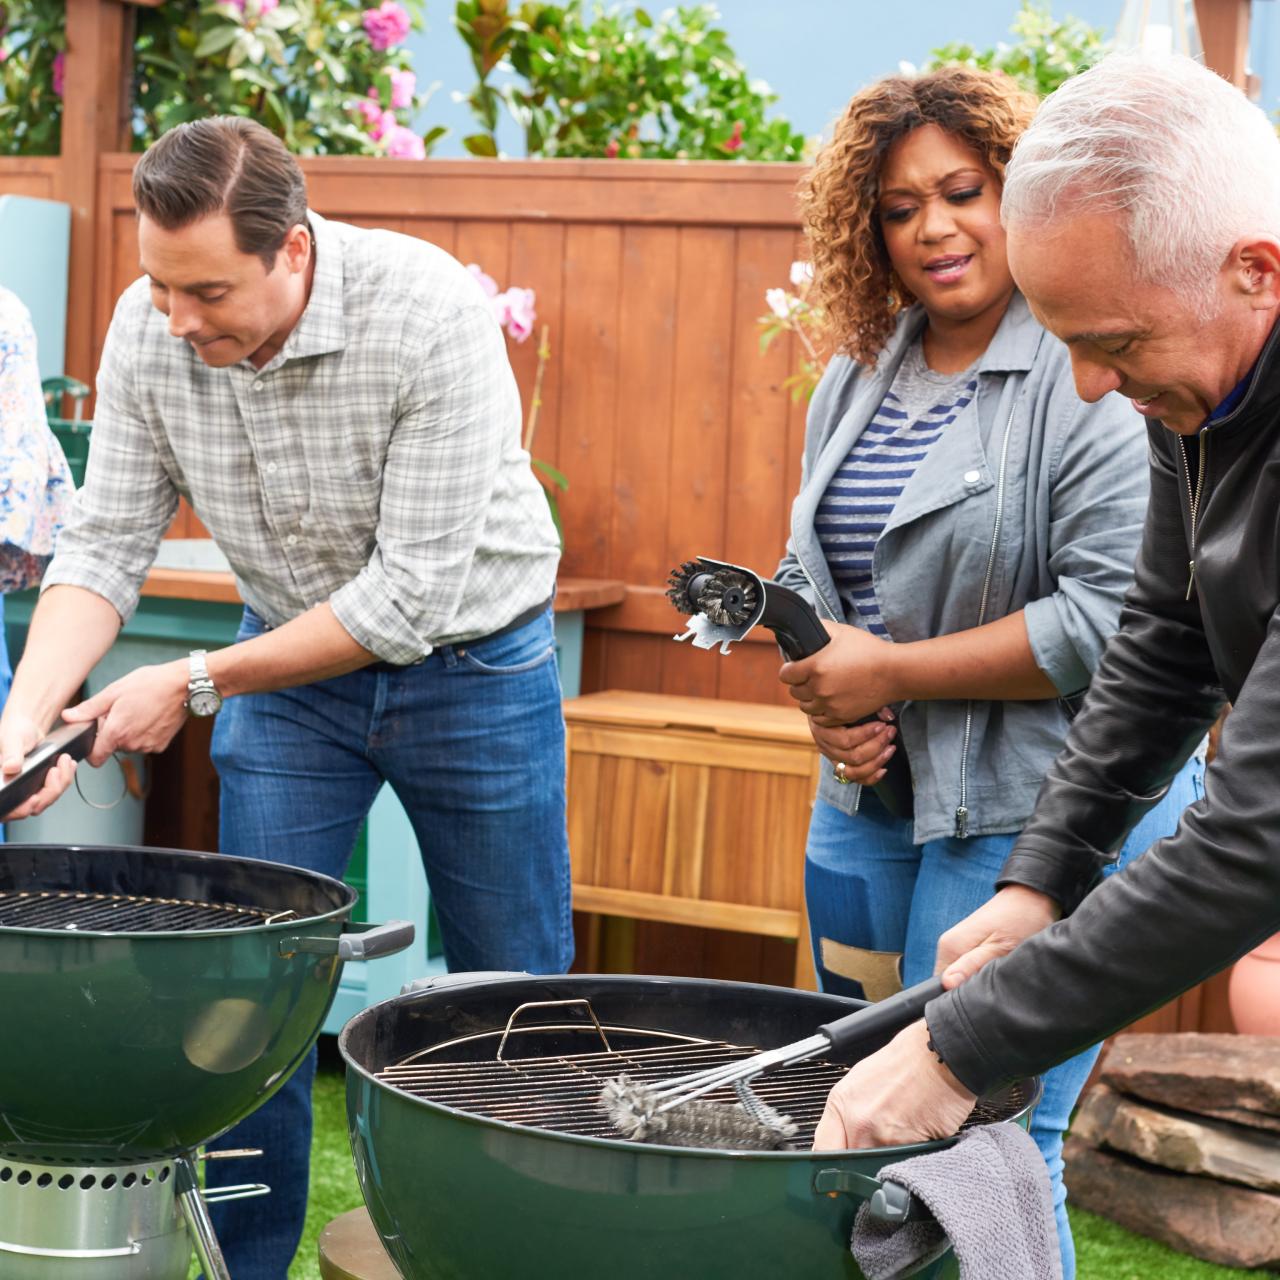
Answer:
[
  {"xmin": 1074, "ymin": 1084, "xmax": 1280, "ymax": 1193},
  {"xmin": 1064, "ymin": 1138, "xmax": 1280, "ymax": 1271},
  {"xmin": 1100, "ymin": 1034, "xmax": 1280, "ymax": 1128}
]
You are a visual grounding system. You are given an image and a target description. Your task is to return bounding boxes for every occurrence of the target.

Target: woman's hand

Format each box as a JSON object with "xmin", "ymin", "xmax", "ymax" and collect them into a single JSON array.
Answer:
[
  {"xmin": 809, "ymin": 713, "xmax": 898, "ymax": 786},
  {"xmin": 779, "ymin": 621, "xmax": 903, "ymax": 726}
]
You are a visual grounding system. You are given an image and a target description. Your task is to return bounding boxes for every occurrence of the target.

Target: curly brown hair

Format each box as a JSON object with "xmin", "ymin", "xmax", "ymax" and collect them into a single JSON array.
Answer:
[{"xmin": 801, "ymin": 66, "xmax": 1038, "ymax": 364}]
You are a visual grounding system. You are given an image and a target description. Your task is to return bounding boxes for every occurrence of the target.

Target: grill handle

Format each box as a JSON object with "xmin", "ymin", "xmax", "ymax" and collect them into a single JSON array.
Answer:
[
  {"xmin": 278, "ymin": 919, "xmax": 415, "ymax": 961},
  {"xmin": 815, "ymin": 976, "xmax": 945, "ymax": 1055},
  {"xmin": 813, "ymin": 1169, "xmax": 927, "ymax": 1225}
]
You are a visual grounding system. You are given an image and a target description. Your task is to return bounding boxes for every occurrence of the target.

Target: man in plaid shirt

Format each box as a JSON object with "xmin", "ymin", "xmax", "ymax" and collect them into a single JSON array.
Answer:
[{"xmin": 0, "ymin": 117, "xmax": 571, "ymax": 1279}]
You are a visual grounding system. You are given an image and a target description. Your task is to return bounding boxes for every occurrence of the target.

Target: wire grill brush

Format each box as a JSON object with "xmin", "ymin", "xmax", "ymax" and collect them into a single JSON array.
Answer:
[{"xmin": 599, "ymin": 976, "xmax": 944, "ymax": 1151}]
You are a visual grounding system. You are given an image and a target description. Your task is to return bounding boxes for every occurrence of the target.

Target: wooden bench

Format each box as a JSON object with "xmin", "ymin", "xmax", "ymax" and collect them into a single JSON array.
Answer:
[{"xmin": 564, "ymin": 690, "xmax": 821, "ymax": 988}]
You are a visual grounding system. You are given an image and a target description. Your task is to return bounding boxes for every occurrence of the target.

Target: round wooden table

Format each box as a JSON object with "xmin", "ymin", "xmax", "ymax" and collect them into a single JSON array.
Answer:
[{"xmin": 317, "ymin": 1207, "xmax": 400, "ymax": 1280}]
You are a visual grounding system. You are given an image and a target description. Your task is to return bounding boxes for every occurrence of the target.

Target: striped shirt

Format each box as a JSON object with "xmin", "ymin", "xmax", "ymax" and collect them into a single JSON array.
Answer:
[{"xmin": 816, "ymin": 340, "xmax": 977, "ymax": 636}]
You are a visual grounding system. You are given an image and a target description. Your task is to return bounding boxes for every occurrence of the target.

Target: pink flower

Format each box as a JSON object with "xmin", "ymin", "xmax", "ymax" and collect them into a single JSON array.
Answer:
[
  {"xmin": 383, "ymin": 125, "xmax": 425, "ymax": 160},
  {"xmin": 604, "ymin": 138, "xmax": 620, "ymax": 159},
  {"xmin": 722, "ymin": 120, "xmax": 744, "ymax": 153},
  {"xmin": 51, "ymin": 50, "xmax": 65, "ymax": 97},
  {"xmin": 356, "ymin": 97, "xmax": 383, "ymax": 130},
  {"xmin": 466, "ymin": 264, "xmax": 500, "ymax": 299},
  {"xmin": 226, "ymin": 0, "xmax": 279, "ymax": 12},
  {"xmin": 390, "ymin": 69, "xmax": 416, "ymax": 110},
  {"xmin": 363, "ymin": 1, "xmax": 411, "ymax": 51},
  {"xmin": 495, "ymin": 287, "xmax": 537, "ymax": 343}
]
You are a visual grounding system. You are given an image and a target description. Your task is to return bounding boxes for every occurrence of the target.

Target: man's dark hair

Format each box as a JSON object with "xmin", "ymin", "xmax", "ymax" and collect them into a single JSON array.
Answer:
[{"xmin": 132, "ymin": 117, "xmax": 308, "ymax": 271}]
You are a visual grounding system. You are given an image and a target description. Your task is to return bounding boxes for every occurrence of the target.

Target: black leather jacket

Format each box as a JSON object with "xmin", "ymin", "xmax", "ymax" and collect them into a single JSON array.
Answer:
[{"xmin": 928, "ymin": 318, "xmax": 1280, "ymax": 1094}]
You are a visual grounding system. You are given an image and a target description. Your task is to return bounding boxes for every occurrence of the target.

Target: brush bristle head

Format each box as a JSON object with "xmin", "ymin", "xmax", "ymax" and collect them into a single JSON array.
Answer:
[{"xmin": 598, "ymin": 1075, "xmax": 798, "ymax": 1151}]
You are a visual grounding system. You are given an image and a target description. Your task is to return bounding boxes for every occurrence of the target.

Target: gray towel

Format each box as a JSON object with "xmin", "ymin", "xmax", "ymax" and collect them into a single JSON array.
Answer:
[{"xmin": 850, "ymin": 1123, "xmax": 1063, "ymax": 1280}]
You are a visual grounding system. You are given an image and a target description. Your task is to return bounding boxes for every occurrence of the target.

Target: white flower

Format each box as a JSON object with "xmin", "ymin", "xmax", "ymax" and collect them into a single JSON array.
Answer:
[
  {"xmin": 789, "ymin": 260, "xmax": 814, "ymax": 288},
  {"xmin": 765, "ymin": 288, "xmax": 793, "ymax": 320}
]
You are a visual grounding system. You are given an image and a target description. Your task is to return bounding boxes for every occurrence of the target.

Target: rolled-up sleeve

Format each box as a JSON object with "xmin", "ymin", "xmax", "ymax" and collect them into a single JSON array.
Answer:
[
  {"xmin": 1022, "ymin": 382, "xmax": 1150, "ymax": 694},
  {"xmin": 41, "ymin": 293, "xmax": 178, "ymax": 622},
  {"xmin": 329, "ymin": 303, "xmax": 519, "ymax": 663}
]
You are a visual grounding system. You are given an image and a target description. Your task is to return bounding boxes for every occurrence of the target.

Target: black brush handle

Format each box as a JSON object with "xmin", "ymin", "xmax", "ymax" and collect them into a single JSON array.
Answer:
[
  {"xmin": 816, "ymin": 976, "xmax": 946, "ymax": 1055},
  {"xmin": 0, "ymin": 720, "xmax": 97, "ymax": 814},
  {"xmin": 762, "ymin": 582, "xmax": 914, "ymax": 821}
]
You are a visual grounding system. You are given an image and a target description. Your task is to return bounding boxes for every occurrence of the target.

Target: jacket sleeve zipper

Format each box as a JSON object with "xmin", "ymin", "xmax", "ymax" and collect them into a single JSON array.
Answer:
[
  {"xmin": 955, "ymin": 400, "xmax": 1018, "ymax": 838},
  {"xmin": 1179, "ymin": 433, "xmax": 1208, "ymax": 601}
]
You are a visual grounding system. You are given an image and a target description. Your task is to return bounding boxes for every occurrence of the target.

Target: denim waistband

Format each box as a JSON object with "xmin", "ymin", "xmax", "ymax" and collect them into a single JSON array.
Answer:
[{"xmin": 364, "ymin": 595, "xmax": 554, "ymax": 673}]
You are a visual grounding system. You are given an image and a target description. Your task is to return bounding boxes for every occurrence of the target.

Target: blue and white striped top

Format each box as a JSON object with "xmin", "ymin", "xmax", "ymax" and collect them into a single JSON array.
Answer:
[{"xmin": 816, "ymin": 342, "xmax": 977, "ymax": 636}]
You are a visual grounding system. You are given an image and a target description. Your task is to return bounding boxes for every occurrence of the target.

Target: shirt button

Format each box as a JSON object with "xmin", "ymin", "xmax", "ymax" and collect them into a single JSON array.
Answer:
[
  {"xmin": 253, "ymin": 382, "xmax": 265, "ymax": 392},
  {"xmin": 963, "ymin": 469, "xmax": 982, "ymax": 485},
  {"xmin": 287, "ymin": 534, "xmax": 298, "ymax": 546},
  {"xmin": 266, "ymin": 462, "xmax": 278, "ymax": 474}
]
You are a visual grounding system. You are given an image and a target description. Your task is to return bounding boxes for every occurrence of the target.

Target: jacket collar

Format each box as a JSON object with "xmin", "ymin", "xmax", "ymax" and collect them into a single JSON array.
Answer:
[
  {"xmin": 872, "ymin": 290, "xmax": 1043, "ymax": 377},
  {"xmin": 276, "ymin": 210, "xmax": 347, "ymax": 363},
  {"xmin": 1202, "ymin": 311, "xmax": 1280, "ymax": 435}
]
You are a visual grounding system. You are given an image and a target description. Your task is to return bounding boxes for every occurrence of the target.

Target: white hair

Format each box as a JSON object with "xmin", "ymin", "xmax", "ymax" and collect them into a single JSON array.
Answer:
[{"xmin": 1002, "ymin": 52, "xmax": 1280, "ymax": 314}]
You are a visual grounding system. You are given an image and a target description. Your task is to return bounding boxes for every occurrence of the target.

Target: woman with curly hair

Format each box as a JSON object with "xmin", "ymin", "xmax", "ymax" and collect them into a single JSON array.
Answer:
[{"xmin": 774, "ymin": 66, "xmax": 1201, "ymax": 1275}]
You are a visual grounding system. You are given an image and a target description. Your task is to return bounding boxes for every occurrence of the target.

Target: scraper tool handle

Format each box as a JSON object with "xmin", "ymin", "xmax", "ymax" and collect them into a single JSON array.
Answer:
[{"xmin": 0, "ymin": 720, "xmax": 98, "ymax": 815}]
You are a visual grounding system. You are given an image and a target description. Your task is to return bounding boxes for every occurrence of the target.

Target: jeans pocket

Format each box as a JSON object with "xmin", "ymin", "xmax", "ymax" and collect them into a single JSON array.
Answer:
[{"xmin": 457, "ymin": 617, "xmax": 556, "ymax": 675}]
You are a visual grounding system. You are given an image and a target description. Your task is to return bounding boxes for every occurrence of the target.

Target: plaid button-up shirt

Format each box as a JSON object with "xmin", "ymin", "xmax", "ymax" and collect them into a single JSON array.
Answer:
[{"xmin": 44, "ymin": 213, "xmax": 560, "ymax": 664}]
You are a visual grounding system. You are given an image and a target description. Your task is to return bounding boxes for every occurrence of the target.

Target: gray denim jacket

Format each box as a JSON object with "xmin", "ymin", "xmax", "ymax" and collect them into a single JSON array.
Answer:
[{"xmin": 776, "ymin": 293, "xmax": 1150, "ymax": 843}]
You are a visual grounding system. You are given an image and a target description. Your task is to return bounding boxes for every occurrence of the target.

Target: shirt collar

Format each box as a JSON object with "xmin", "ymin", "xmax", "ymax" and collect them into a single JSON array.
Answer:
[{"xmin": 275, "ymin": 210, "xmax": 347, "ymax": 363}]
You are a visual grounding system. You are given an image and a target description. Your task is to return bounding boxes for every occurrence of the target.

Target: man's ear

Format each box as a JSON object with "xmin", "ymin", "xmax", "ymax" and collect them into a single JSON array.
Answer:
[
  {"xmin": 281, "ymin": 222, "xmax": 312, "ymax": 275},
  {"xmin": 1231, "ymin": 236, "xmax": 1280, "ymax": 310}
]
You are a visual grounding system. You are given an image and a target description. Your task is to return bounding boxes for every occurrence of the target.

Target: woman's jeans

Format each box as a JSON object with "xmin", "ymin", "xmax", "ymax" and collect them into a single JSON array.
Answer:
[
  {"xmin": 202, "ymin": 606, "xmax": 573, "ymax": 1280},
  {"xmin": 805, "ymin": 758, "xmax": 1203, "ymax": 1280}
]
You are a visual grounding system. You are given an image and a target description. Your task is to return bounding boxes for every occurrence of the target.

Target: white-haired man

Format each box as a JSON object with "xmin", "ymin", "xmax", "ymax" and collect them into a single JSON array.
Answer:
[{"xmin": 814, "ymin": 51, "xmax": 1280, "ymax": 1154}]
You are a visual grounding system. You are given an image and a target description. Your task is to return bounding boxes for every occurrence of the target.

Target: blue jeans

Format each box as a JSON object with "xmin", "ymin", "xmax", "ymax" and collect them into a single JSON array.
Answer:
[
  {"xmin": 202, "ymin": 606, "xmax": 573, "ymax": 1280},
  {"xmin": 805, "ymin": 758, "xmax": 1203, "ymax": 1280}
]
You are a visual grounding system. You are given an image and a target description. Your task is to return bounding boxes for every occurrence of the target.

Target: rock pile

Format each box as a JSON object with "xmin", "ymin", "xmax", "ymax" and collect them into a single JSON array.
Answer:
[{"xmin": 1065, "ymin": 1034, "xmax": 1280, "ymax": 1271}]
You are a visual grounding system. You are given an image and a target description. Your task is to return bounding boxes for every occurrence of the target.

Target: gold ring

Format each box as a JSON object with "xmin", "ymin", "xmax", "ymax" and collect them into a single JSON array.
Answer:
[{"xmin": 833, "ymin": 761, "xmax": 853, "ymax": 785}]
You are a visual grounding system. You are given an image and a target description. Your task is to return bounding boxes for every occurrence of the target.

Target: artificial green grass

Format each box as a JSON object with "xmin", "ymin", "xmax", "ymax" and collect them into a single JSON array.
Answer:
[
  {"xmin": 285, "ymin": 1050, "xmax": 1271, "ymax": 1279},
  {"xmin": 291, "ymin": 1044, "xmax": 366, "ymax": 1280}
]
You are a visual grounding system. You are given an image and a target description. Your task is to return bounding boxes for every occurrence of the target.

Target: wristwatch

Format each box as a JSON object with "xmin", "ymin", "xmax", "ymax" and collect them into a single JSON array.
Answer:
[{"xmin": 185, "ymin": 649, "xmax": 223, "ymax": 717}]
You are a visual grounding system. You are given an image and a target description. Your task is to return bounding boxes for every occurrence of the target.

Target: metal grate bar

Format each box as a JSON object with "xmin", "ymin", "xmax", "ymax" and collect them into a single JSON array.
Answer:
[
  {"xmin": 0, "ymin": 890, "xmax": 275, "ymax": 933},
  {"xmin": 378, "ymin": 1035, "xmax": 1029, "ymax": 1146}
]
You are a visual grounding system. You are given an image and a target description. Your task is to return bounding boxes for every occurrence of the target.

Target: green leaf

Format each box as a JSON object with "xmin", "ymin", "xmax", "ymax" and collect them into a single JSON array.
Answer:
[
  {"xmin": 532, "ymin": 458, "xmax": 568, "ymax": 490},
  {"xmin": 463, "ymin": 132, "xmax": 499, "ymax": 156},
  {"xmin": 194, "ymin": 23, "xmax": 241, "ymax": 57}
]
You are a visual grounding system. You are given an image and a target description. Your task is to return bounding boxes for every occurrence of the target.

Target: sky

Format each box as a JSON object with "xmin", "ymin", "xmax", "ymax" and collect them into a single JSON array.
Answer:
[{"xmin": 403, "ymin": 0, "xmax": 1279, "ymax": 157}]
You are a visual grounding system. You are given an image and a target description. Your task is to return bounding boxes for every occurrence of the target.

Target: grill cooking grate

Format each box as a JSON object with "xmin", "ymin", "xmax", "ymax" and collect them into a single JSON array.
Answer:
[
  {"xmin": 378, "ymin": 1028, "xmax": 1032, "ymax": 1148},
  {"xmin": 0, "ymin": 890, "xmax": 293, "ymax": 933}
]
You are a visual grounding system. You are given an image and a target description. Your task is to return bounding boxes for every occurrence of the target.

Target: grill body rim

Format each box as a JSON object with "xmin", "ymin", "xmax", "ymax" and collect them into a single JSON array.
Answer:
[
  {"xmin": 340, "ymin": 972, "xmax": 1039, "ymax": 1162},
  {"xmin": 0, "ymin": 842, "xmax": 356, "ymax": 937}
]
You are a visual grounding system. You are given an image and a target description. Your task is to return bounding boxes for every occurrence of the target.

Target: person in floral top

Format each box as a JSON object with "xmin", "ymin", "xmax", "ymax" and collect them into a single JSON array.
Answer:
[{"xmin": 0, "ymin": 285, "xmax": 75, "ymax": 808}]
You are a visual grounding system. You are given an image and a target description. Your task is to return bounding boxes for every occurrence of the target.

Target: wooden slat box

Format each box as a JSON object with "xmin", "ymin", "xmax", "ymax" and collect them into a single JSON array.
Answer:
[{"xmin": 564, "ymin": 690, "xmax": 821, "ymax": 988}]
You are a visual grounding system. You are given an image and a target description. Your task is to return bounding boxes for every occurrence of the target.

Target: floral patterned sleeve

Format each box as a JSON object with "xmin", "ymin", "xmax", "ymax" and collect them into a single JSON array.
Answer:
[{"xmin": 0, "ymin": 286, "xmax": 73, "ymax": 593}]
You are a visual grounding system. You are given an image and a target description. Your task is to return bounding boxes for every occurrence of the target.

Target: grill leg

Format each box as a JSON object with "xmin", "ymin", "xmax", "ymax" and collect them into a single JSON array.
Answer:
[{"xmin": 175, "ymin": 1155, "xmax": 232, "ymax": 1280}]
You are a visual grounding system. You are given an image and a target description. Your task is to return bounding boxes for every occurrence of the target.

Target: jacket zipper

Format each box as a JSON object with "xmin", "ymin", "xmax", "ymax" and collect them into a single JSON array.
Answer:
[
  {"xmin": 955, "ymin": 402, "xmax": 1018, "ymax": 838},
  {"xmin": 1179, "ymin": 433, "xmax": 1208, "ymax": 600}
]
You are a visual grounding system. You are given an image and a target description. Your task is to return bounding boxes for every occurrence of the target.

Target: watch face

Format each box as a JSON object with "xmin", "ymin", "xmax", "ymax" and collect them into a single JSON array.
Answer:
[{"xmin": 189, "ymin": 688, "xmax": 222, "ymax": 717}]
